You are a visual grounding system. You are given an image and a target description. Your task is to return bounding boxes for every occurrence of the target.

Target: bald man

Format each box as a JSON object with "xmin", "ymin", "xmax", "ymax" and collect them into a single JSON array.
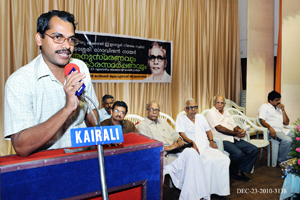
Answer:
[{"xmin": 206, "ymin": 95, "xmax": 258, "ymax": 182}]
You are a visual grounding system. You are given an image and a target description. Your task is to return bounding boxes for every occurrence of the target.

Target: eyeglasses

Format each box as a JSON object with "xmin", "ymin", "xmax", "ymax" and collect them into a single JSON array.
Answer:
[
  {"xmin": 113, "ymin": 109, "xmax": 125, "ymax": 115},
  {"xmin": 45, "ymin": 33, "xmax": 80, "ymax": 46},
  {"xmin": 148, "ymin": 55, "xmax": 166, "ymax": 62},
  {"xmin": 149, "ymin": 108, "xmax": 160, "ymax": 112},
  {"xmin": 186, "ymin": 106, "xmax": 198, "ymax": 110},
  {"xmin": 215, "ymin": 101, "xmax": 225, "ymax": 105}
]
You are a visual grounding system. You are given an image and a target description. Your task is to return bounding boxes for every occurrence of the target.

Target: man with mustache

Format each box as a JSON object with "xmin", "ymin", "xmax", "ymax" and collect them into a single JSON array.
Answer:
[
  {"xmin": 101, "ymin": 101, "xmax": 137, "ymax": 134},
  {"xmin": 144, "ymin": 42, "xmax": 172, "ymax": 82},
  {"xmin": 258, "ymin": 91, "xmax": 294, "ymax": 164},
  {"xmin": 4, "ymin": 10, "xmax": 99, "ymax": 157},
  {"xmin": 99, "ymin": 94, "xmax": 114, "ymax": 122},
  {"xmin": 138, "ymin": 101, "xmax": 210, "ymax": 200}
]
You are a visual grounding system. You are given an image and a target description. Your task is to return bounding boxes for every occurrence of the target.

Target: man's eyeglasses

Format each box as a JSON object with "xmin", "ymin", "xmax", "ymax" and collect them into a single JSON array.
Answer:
[
  {"xmin": 186, "ymin": 106, "xmax": 198, "ymax": 110},
  {"xmin": 148, "ymin": 55, "xmax": 166, "ymax": 62},
  {"xmin": 45, "ymin": 33, "xmax": 80, "ymax": 46},
  {"xmin": 113, "ymin": 109, "xmax": 125, "ymax": 115},
  {"xmin": 149, "ymin": 108, "xmax": 160, "ymax": 112}
]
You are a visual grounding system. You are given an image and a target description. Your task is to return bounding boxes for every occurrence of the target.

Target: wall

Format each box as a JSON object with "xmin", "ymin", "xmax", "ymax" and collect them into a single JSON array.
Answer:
[
  {"xmin": 281, "ymin": 0, "xmax": 300, "ymax": 124},
  {"xmin": 239, "ymin": 0, "xmax": 279, "ymax": 58},
  {"xmin": 246, "ymin": 0, "xmax": 274, "ymax": 117}
]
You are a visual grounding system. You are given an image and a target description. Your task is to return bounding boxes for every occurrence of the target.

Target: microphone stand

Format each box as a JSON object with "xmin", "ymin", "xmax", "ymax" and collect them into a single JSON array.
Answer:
[{"xmin": 82, "ymin": 94, "xmax": 109, "ymax": 200}]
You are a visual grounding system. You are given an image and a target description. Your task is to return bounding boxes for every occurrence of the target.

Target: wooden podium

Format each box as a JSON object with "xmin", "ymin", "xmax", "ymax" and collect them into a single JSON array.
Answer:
[{"xmin": 0, "ymin": 133, "xmax": 163, "ymax": 200}]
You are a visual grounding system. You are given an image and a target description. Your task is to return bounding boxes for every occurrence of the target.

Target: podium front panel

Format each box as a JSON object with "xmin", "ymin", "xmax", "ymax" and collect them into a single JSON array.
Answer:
[{"xmin": 0, "ymin": 133, "xmax": 164, "ymax": 200}]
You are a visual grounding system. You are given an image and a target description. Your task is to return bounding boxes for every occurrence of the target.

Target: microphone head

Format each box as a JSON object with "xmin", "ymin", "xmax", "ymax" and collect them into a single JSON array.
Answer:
[{"xmin": 64, "ymin": 63, "xmax": 80, "ymax": 76}]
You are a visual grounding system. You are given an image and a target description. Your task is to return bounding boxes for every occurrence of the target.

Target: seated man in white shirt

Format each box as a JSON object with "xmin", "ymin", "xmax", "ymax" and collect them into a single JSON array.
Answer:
[
  {"xmin": 176, "ymin": 98, "xmax": 230, "ymax": 196},
  {"xmin": 206, "ymin": 95, "xmax": 258, "ymax": 182},
  {"xmin": 99, "ymin": 94, "xmax": 114, "ymax": 122},
  {"xmin": 138, "ymin": 101, "xmax": 210, "ymax": 200},
  {"xmin": 258, "ymin": 91, "xmax": 294, "ymax": 164}
]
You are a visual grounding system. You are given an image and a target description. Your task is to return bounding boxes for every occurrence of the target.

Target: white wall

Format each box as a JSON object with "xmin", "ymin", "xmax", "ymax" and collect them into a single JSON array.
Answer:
[
  {"xmin": 239, "ymin": 0, "xmax": 279, "ymax": 58},
  {"xmin": 281, "ymin": 0, "xmax": 300, "ymax": 124}
]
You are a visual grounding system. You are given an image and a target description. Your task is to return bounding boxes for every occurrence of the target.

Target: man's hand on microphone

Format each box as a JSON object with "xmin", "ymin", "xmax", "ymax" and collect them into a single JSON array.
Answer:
[{"xmin": 64, "ymin": 70, "xmax": 86, "ymax": 111}]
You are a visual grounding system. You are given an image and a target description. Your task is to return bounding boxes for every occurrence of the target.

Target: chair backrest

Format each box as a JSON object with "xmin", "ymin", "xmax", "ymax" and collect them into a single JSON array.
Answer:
[
  {"xmin": 225, "ymin": 99, "xmax": 246, "ymax": 113},
  {"xmin": 227, "ymin": 108, "xmax": 257, "ymax": 125},
  {"xmin": 124, "ymin": 114, "xmax": 144, "ymax": 126},
  {"xmin": 201, "ymin": 109, "xmax": 210, "ymax": 117},
  {"xmin": 227, "ymin": 107, "xmax": 244, "ymax": 116},
  {"xmin": 232, "ymin": 115, "xmax": 268, "ymax": 141},
  {"xmin": 176, "ymin": 111, "xmax": 187, "ymax": 120},
  {"xmin": 256, "ymin": 116, "xmax": 263, "ymax": 127},
  {"xmin": 159, "ymin": 112, "xmax": 176, "ymax": 127}
]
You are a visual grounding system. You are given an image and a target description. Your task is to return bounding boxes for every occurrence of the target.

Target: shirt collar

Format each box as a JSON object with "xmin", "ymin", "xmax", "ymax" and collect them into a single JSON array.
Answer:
[
  {"xmin": 267, "ymin": 102, "xmax": 279, "ymax": 110},
  {"xmin": 212, "ymin": 106, "xmax": 227, "ymax": 113},
  {"xmin": 107, "ymin": 117, "xmax": 124, "ymax": 126},
  {"xmin": 36, "ymin": 54, "xmax": 53, "ymax": 81},
  {"xmin": 36, "ymin": 54, "xmax": 75, "ymax": 84},
  {"xmin": 144, "ymin": 117, "xmax": 161, "ymax": 125}
]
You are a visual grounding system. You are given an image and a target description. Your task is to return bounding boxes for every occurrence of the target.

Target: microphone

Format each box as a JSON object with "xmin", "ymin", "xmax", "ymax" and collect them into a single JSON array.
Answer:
[{"xmin": 64, "ymin": 63, "xmax": 86, "ymax": 97}]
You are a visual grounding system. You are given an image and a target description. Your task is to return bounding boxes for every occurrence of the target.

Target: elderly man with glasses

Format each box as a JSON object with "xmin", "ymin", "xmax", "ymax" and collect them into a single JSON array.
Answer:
[
  {"xmin": 4, "ymin": 10, "xmax": 99, "ymax": 157},
  {"xmin": 206, "ymin": 95, "xmax": 258, "ymax": 182},
  {"xmin": 176, "ymin": 98, "xmax": 230, "ymax": 197},
  {"xmin": 143, "ymin": 42, "xmax": 172, "ymax": 82},
  {"xmin": 101, "ymin": 101, "xmax": 137, "ymax": 135},
  {"xmin": 138, "ymin": 100, "xmax": 210, "ymax": 200}
]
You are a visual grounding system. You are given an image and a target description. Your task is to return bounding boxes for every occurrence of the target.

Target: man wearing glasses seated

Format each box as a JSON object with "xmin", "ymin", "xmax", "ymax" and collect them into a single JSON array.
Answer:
[
  {"xmin": 4, "ymin": 10, "xmax": 99, "ymax": 157},
  {"xmin": 138, "ymin": 101, "xmax": 210, "ymax": 200},
  {"xmin": 143, "ymin": 42, "xmax": 172, "ymax": 82},
  {"xmin": 176, "ymin": 98, "xmax": 230, "ymax": 197},
  {"xmin": 206, "ymin": 95, "xmax": 258, "ymax": 182},
  {"xmin": 101, "ymin": 101, "xmax": 137, "ymax": 134}
]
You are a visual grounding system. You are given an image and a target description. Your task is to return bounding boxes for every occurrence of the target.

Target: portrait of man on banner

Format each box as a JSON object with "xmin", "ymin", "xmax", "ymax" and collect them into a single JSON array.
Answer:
[{"xmin": 144, "ymin": 41, "xmax": 172, "ymax": 82}]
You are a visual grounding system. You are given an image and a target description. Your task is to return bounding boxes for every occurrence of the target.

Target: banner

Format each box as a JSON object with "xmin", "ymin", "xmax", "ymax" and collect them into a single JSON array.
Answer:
[{"xmin": 72, "ymin": 31, "xmax": 172, "ymax": 83}]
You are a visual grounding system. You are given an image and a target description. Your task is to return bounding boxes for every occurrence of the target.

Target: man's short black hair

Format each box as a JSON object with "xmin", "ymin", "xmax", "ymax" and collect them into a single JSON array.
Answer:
[
  {"xmin": 102, "ymin": 94, "xmax": 114, "ymax": 103},
  {"xmin": 37, "ymin": 10, "xmax": 76, "ymax": 38},
  {"xmin": 112, "ymin": 101, "xmax": 128, "ymax": 114},
  {"xmin": 268, "ymin": 91, "xmax": 281, "ymax": 102}
]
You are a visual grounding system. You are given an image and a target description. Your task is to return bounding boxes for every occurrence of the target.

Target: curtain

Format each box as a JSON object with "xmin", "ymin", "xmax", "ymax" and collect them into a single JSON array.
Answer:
[{"xmin": 0, "ymin": 0, "xmax": 241, "ymax": 156}]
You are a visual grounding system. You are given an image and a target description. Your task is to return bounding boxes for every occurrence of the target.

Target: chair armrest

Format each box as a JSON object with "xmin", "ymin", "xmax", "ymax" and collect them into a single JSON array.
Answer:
[
  {"xmin": 213, "ymin": 136, "xmax": 224, "ymax": 153},
  {"xmin": 247, "ymin": 117, "xmax": 257, "ymax": 125},
  {"xmin": 284, "ymin": 125, "xmax": 294, "ymax": 130}
]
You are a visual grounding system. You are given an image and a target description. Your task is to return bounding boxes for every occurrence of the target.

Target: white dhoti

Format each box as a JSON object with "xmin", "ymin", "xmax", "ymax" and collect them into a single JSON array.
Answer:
[
  {"xmin": 200, "ymin": 148, "xmax": 230, "ymax": 195},
  {"xmin": 194, "ymin": 115, "xmax": 230, "ymax": 196},
  {"xmin": 165, "ymin": 148, "xmax": 210, "ymax": 200}
]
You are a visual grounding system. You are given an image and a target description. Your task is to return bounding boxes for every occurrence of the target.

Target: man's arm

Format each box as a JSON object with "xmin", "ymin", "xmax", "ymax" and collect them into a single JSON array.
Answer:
[
  {"xmin": 163, "ymin": 142, "xmax": 180, "ymax": 151},
  {"xmin": 277, "ymin": 103, "xmax": 289, "ymax": 125},
  {"xmin": 215, "ymin": 125, "xmax": 245, "ymax": 138},
  {"xmin": 179, "ymin": 132, "xmax": 199, "ymax": 153},
  {"xmin": 11, "ymin": 71, "xmax": 86, "ymax": 157},
  {"xmin": 205, "ymin": 130, "xmax": 217, "ymax": 149},
  {"xmin": 138, "ymin": 121, "xmax": 181, "ymax": 151},
  {"xmin": 259, "ymin": 119, "xmax": 277, "ymax": 139}
]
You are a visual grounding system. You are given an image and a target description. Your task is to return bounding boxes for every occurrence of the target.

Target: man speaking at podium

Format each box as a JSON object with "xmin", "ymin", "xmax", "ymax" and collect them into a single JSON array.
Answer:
[{"xmin": 4, "ymin": 10, "xmax": 99, "ymax": 157}]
